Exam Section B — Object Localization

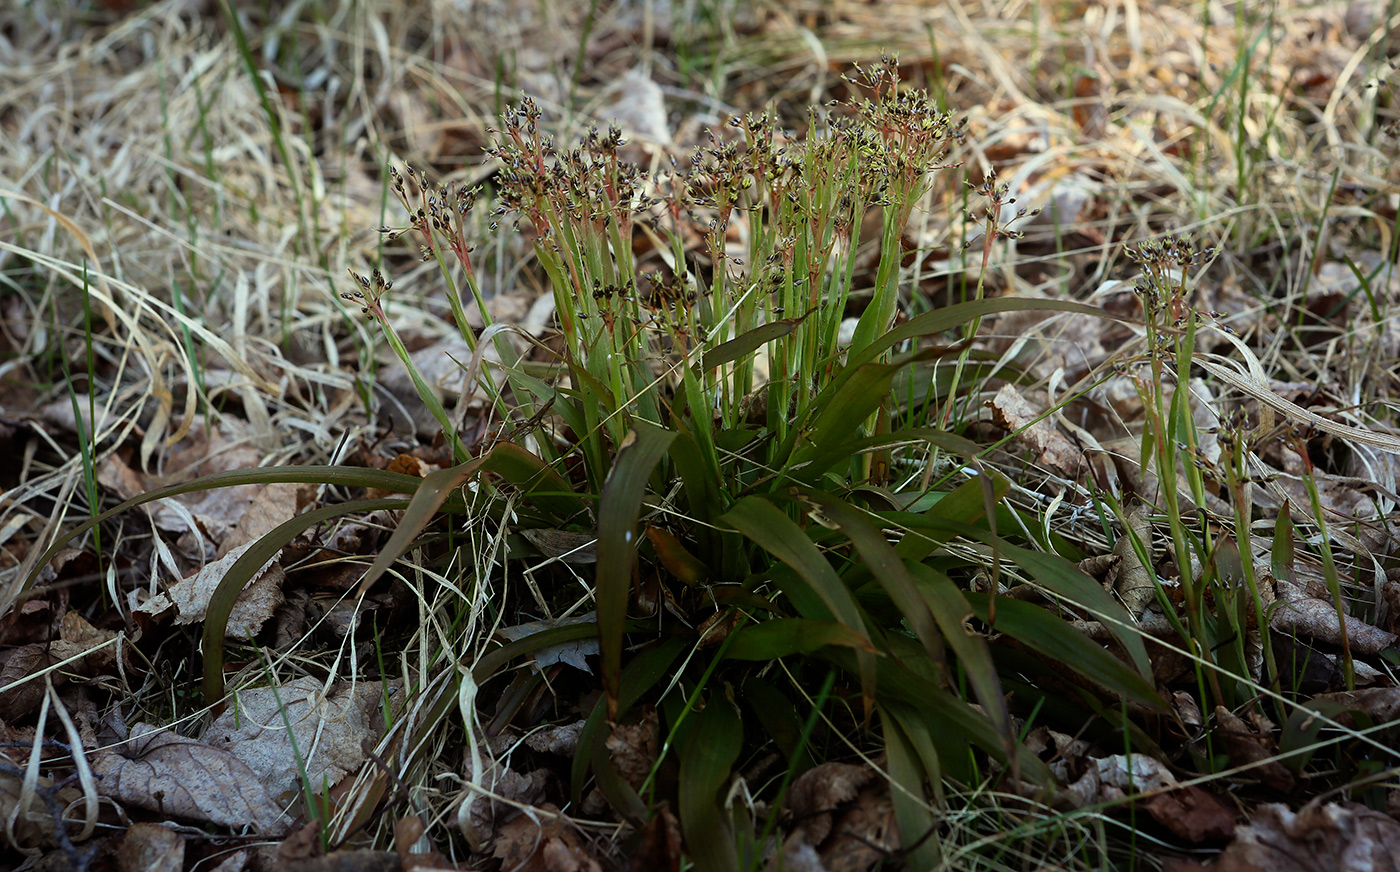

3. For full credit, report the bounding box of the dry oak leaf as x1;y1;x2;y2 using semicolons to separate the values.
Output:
92;722;291;835
493;805;601;872
1205;801;1400;872
987;384;1086;479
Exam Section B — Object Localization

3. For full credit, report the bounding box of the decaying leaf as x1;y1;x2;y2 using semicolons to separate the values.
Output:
605;706;660;791
631;803;682;872
1213;707;1294;793
116;822;185;872
0;611;122;719
1205;801;1400;872
1110;504;1155;618
987;384;1087;480
206;677;399;809
92;722;291;834
492;804;602;872
135;542;284;638
495;615;599;673
1270;584;1398;656
1144;785;1238;844
780;762;898;872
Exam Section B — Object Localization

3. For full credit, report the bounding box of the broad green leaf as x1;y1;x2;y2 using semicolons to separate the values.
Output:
678;694;742;872
742;677;812;769
906;564;1014;740
792;426;985;489
893;515;1153;679
894;474;1009;561
799;490;946;669
596;422;676;718
786;360;905;474
965;594;1166;710
482;441;586;522
845;297;1115;375
203;497;409;706
721;496;877;708
700;313;808;371
881;704;943;870
724;618;877;660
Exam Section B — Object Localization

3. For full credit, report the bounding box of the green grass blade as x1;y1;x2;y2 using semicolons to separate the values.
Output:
481;441;588;522
721;496;878;708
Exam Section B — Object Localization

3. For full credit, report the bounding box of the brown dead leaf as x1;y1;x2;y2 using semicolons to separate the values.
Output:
1270;583;1397;656
987;384;1087;480
1144;785;1238;844
1205;801;1400;872
218;482;305;556
0;768;83;851
781;761;897;871
605;707;659;791
1110;504;1155;618
785;762;875;847
1311;688;1400;726
93;722;292;834
464;755;552;846
207;678;397;809
524;721;586;757
0;611;121;719
1213;707;1294;793
493;805;601;872
117;821;185;872
631;802;682;872
135;543;285;637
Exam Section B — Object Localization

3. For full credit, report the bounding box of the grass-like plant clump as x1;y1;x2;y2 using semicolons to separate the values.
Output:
6;2;1400;870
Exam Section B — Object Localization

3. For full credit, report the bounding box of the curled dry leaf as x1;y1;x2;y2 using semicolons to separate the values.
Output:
1212;707;1294;793
1111;504;1155;618
1144;786;1238;844
1204;801;1400;872
987;384;1087;480
495;615;599;673
135;542;284;638
1310;688;1400;726
1271;583;1397;656
0;769;84;852
524;720;586;757
0;611;122;719
632;802;682;872
92;723;291;835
